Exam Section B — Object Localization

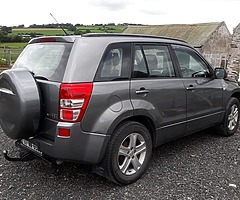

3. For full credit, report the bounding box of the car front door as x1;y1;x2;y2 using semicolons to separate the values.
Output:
172;45;223;134
130;44;187;146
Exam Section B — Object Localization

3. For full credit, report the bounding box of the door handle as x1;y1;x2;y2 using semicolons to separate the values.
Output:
186;85;195;90
136;88;149;95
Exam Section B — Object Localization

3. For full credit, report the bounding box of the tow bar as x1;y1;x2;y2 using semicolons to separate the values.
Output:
2;149;57;167
2;141;58;167
2;150;35;162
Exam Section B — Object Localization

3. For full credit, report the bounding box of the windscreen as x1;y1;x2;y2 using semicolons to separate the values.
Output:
13;42;73;82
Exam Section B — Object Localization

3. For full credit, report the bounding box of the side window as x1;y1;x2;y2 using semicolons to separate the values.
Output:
133;45;148;78
133;44;175;78
174;47;211;78
95;43;131;81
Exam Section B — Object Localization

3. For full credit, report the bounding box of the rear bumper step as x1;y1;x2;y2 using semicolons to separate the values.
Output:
16;141;56;167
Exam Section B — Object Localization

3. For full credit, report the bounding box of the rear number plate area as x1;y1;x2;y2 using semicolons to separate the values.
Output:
21;139;42;156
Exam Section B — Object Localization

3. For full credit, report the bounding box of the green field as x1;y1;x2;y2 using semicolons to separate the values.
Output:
76;25;127;33
0;44;25;66
10;25;127;36
0;42;27;49
10;28;74;36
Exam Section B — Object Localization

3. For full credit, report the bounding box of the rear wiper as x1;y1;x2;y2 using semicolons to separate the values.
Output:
27;70;49;81
34;75;49;81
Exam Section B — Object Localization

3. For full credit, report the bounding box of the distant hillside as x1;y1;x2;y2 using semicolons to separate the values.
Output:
10;25;127;37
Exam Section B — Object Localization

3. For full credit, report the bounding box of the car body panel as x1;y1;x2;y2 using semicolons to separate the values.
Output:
36;80;61;141
22;122;110;164
183;77;224;133
81;81;133;135
130;78;187;146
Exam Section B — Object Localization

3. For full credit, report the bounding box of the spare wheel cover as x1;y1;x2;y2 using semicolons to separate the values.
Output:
0;68;41;139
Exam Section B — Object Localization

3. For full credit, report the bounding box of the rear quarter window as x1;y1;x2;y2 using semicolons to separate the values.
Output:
13;42;73;82
94;43;131;82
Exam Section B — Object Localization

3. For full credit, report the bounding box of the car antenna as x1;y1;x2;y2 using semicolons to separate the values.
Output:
50;13;68;36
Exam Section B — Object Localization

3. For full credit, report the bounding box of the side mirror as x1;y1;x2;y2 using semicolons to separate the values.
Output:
214;68;227;79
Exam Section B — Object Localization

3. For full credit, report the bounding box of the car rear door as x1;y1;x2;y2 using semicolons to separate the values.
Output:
130;44;187;146
172;45;223;134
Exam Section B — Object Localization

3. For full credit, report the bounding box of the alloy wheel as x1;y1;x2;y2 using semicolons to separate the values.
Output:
117;133;147;175
228;104;239;131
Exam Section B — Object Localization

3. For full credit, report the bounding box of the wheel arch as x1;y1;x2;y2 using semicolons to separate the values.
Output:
107;115;157;148
231;92;240;102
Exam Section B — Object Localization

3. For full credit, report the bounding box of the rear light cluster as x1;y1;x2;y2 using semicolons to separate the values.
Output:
59;83;93;122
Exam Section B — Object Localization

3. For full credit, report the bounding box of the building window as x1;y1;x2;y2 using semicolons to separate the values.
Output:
220;55;229;69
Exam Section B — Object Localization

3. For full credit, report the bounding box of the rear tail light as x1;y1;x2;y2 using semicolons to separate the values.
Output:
59;83;93;122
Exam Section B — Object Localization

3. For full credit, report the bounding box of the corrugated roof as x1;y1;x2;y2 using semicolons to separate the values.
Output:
124;22;224;47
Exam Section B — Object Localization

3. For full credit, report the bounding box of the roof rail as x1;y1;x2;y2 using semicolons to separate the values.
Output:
82;33;187;43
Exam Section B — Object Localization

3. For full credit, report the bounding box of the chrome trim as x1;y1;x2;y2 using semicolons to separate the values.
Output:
159;120;186;130
186;111;224;123
57;135;71;139
0;87;14;95
60;99;84;108
159;111;224;130
83;132;109;137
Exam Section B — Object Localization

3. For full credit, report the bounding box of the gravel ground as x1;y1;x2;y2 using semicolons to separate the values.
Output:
0;126;239;200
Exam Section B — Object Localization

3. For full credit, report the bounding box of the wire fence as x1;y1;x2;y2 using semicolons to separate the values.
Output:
0;47;23;67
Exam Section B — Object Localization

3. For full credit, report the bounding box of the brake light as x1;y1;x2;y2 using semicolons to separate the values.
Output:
39;38;56;43
59;83;93;122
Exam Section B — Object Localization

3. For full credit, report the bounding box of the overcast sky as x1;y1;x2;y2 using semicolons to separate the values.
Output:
1;0;240;32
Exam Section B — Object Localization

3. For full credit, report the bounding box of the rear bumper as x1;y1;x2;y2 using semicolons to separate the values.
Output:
17;122;110;164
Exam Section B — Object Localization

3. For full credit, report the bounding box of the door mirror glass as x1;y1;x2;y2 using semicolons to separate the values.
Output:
214;68;227;79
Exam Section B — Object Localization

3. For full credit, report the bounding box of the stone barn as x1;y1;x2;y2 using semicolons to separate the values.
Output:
124;22;232;69
227;23;240;79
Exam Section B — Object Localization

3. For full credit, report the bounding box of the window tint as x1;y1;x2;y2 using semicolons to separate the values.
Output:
13;43;72;82
133;45;148;78
133;44;175;78
174;47;211;78
95;43;131;81
101;48;123;78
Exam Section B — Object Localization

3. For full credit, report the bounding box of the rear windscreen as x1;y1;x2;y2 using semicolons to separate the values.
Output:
13;42;73;82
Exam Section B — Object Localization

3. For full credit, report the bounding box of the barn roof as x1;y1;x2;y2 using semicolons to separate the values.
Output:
124;22;226;47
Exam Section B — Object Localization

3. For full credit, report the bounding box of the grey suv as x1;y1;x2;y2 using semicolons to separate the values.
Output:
0;34;239;185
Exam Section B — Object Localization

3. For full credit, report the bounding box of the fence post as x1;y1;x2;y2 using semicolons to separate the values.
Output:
3;46;6;61
9;50;12;65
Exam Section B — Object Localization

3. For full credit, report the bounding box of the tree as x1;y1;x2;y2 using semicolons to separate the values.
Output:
74;29;83;35
0;30;10;42
11;35;23;42
1;26;12;35
68;24;76;32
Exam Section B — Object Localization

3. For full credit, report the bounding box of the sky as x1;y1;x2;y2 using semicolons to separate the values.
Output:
1;0;240;33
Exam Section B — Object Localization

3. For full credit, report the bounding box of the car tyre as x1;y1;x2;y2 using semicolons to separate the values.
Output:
216;97;240;136
104;121;152;185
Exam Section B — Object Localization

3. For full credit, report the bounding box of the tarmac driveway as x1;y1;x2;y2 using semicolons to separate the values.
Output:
0;126;239;199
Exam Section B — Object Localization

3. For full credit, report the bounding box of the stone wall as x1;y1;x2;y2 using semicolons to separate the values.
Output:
227;23;240;79
201;22;231;55
202;53;229;68
200;22;231;69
